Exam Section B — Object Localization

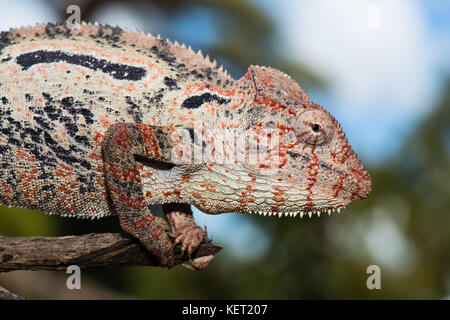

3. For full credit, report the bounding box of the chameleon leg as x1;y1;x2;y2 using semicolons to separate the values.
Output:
163;203;214;270
102;123;174;267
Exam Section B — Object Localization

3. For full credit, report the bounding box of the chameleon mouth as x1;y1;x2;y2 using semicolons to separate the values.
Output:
247;206;346;218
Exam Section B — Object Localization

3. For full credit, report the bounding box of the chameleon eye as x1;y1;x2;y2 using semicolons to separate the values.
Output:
295;109;334;146
311;123;321;132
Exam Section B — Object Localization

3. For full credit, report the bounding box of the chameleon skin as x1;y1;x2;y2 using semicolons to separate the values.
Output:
0;23;371;268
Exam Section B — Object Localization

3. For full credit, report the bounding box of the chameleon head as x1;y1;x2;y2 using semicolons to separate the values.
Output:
188;65;371;217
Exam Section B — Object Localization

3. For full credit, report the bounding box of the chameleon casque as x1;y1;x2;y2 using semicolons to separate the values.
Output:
0;23;371;269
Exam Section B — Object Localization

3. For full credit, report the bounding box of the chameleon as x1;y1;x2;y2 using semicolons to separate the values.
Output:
0;23;371;269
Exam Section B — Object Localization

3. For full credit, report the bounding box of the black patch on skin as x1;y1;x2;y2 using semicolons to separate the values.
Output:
25;93;33;102
265;121;276;129
1;97;8;104
125;96;143;123
82;89;95;95
90;24;123;44
45;23;71;39
287;150;345;175
34;116;52;131
1;56;11;63
287;150;311;163
0;31;12;54
187;127;195;143
154;127;172;158
77;174;98;193
0;145;9;155
150;45;177;65
181;93;230;109
19;92;95;170
143;88;165;110
22;127;43;144
202;68;215;81
190;70;203;79
16;50;147;81
164;76;178;90
42;131;91;170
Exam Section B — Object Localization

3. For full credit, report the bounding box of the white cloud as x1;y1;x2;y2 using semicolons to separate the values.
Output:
0;0;57;32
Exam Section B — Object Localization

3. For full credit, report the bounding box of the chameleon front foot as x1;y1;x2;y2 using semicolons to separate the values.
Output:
121;214;175;268
164;204;213;270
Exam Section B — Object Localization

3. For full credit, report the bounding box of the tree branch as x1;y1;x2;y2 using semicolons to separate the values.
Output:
0;285;25;300
0;233;222;272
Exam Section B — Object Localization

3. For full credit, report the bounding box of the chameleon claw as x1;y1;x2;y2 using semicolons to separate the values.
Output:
182;255;215;271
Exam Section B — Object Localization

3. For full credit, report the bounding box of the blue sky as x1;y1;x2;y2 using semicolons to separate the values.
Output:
0;0;448;261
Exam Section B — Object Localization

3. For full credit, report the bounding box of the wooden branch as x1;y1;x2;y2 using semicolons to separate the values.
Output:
0;285;25;300
0;233;222;272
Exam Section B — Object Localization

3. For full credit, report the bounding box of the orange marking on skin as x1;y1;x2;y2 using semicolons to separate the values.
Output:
271;205;281;213
99;115;112;129
55;163;74;177
114;191;147;210
1;181;14;202
163;191;172;198
273;187;285;195
183;82;235;97
16;148;36;162
133;215;156;230
173;190;182;199
192;192;202;198
332;175;346;199
200;183;217;192
136;124;161;159
141;170;153;178
94;177;105;186
88;151;102;161
273;196;285;202
278;156;288;169
70;182;79;189
238;196;256;203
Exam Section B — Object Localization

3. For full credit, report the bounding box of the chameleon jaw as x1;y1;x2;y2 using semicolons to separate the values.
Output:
246;205;346;218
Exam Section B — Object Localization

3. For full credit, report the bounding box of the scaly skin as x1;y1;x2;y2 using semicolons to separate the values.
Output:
0;23;371;268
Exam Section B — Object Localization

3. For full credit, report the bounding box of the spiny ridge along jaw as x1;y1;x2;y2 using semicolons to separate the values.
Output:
247;206;346;218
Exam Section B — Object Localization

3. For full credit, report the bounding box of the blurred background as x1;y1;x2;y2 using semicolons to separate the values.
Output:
0;0;449;299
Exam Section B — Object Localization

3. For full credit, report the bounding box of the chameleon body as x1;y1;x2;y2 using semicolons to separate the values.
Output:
0;23;371;268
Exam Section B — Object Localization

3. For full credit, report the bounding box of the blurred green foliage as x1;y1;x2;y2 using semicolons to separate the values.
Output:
0;0;448;299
